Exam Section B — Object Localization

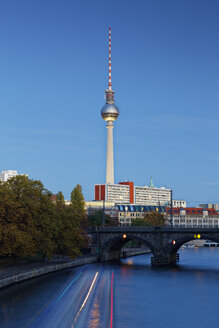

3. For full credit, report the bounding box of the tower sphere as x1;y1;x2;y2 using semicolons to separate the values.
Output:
101;103;119;122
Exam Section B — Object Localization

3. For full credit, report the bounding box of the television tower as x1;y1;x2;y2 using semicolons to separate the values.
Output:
101;27;119;184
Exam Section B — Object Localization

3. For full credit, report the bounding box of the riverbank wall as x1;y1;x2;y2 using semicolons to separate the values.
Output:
0;256;98;289
0;249;149;289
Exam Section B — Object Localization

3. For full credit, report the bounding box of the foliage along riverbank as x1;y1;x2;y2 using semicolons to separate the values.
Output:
0;176;87;260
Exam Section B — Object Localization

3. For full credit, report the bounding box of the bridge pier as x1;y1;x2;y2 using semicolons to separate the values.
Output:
151;252;179;266
98;250;121;262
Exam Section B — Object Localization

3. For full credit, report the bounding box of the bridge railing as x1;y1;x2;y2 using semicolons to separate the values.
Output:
87;225;219;233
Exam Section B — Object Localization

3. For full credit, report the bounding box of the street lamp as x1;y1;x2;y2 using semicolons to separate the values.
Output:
170;189;173;227
102;198;105;228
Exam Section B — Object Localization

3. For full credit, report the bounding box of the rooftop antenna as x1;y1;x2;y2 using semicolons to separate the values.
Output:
150;176;154;188
108;27;112;91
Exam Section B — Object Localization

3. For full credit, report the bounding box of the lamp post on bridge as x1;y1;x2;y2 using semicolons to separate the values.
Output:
170;189;173;227
102;198;105;228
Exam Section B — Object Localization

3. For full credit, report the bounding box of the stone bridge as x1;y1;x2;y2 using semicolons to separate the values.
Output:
90;226;219;266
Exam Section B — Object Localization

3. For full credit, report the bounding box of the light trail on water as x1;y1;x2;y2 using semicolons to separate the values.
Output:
72;272;99;327
55;272;82;304
110;271;114;328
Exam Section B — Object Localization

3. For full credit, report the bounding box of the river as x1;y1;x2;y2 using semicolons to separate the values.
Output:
1;248;219;328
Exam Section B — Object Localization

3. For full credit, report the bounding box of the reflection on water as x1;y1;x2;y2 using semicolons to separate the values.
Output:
88;297;101;328
114;248;219;328
126;259;133;265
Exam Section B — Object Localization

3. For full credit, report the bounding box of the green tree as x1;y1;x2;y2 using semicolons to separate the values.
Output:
132;211;165;226
55;191;65;210
131;217;150;226
0;179;89;260
87;210;116;227
55;206;85;258
0;175;57;258
70;184;86;222
55;185;87;258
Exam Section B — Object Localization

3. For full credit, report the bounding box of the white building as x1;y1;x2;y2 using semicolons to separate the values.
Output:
0;170;28;182
95;181;172;206
166;207;219;227
173;200;187;208
105;184;130;204
0;170;18;182
95;183;131;204
134;186;171;206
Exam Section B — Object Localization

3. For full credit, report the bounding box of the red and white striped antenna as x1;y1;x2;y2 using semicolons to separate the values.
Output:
108;26;112;91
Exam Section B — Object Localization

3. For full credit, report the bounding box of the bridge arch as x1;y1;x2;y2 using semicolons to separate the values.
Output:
100;233;155;261
169;233;219;256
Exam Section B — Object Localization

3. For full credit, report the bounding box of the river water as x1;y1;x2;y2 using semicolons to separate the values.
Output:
1;248;219;328
115;247;219;328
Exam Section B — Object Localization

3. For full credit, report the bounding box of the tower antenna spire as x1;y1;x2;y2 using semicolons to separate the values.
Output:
108;26;112;91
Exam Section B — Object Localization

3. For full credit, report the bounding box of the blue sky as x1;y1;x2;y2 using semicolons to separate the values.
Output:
0;0;219;205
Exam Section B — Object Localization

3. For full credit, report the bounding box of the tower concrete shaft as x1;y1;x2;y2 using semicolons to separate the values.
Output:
106;121;114;184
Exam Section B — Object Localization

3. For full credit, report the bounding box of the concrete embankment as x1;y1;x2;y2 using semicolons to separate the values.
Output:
0;256;98;289
0;249;150;289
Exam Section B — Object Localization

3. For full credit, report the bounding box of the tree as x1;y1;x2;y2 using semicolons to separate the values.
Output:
55;191;65;210
131;217;150;226
55;185;87;258
132;211;165;226
70;184;86;222
0;179;89;260
87;210;116;227
55;205;85;258
0;175;57;258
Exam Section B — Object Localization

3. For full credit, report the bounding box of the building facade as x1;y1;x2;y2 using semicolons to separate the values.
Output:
135;186;171;206
95;181;172;206
95;183;131;204
85;200;166;226
166;207;219;227
117;204;166;226
173;200;187;208
199;203;219;211
117;206;219;227
0;170;18;182
0;170;28;183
